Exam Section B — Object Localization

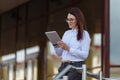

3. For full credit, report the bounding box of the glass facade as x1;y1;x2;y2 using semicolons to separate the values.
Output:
110;0;120;65
110;0;120;79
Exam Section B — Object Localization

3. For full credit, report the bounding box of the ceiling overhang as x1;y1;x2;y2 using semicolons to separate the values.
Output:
0;0;30;14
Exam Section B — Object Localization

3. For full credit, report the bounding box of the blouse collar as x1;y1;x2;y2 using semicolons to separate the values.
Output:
71;28;78;32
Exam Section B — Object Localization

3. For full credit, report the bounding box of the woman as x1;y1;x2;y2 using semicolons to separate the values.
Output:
54;7;91;80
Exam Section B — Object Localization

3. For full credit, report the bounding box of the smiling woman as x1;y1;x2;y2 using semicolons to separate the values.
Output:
53;7;91;80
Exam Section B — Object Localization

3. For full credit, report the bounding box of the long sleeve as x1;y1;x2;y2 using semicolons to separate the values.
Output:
54;47;63;56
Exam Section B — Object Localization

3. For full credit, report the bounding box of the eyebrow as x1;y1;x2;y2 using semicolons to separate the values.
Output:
67;18;75;19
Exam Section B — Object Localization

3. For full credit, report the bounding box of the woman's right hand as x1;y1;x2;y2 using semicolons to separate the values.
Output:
57;41;70;51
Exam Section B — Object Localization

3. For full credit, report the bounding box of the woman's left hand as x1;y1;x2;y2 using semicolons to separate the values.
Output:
57;41;70;51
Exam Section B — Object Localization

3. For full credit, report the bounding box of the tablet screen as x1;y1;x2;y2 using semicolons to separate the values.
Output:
45;31;61;46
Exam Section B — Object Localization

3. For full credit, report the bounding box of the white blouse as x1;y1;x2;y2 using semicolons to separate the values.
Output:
54;29;91;62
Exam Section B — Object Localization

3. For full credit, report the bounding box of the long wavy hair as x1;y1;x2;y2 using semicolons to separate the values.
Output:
68;7;87;40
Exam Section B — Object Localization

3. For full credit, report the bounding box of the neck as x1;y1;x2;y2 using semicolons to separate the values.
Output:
72;27;78;30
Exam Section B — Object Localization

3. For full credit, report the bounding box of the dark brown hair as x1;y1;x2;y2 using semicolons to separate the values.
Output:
68;7;87;40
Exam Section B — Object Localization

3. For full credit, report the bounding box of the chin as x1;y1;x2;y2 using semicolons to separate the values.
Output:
69;26;73;28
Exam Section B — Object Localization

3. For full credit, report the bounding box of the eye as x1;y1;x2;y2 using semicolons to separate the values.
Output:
65;18;75;22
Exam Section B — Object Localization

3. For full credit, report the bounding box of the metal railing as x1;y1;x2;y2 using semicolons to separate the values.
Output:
53;64;117;80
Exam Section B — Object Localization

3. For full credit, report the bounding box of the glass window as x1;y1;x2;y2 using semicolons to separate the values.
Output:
110;0;120;79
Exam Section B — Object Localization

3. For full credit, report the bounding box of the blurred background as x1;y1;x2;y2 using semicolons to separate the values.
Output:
0;0;120;80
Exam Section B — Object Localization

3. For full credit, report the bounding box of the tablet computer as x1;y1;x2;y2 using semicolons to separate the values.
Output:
45;31;61;47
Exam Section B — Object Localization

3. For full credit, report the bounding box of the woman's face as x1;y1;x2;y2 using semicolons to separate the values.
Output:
66;13;77;29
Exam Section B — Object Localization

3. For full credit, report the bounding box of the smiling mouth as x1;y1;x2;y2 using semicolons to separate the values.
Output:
69;24;72;26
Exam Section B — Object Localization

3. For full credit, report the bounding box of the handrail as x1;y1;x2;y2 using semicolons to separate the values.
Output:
53;64;117;80
53;65;72;80
53;64;87;80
